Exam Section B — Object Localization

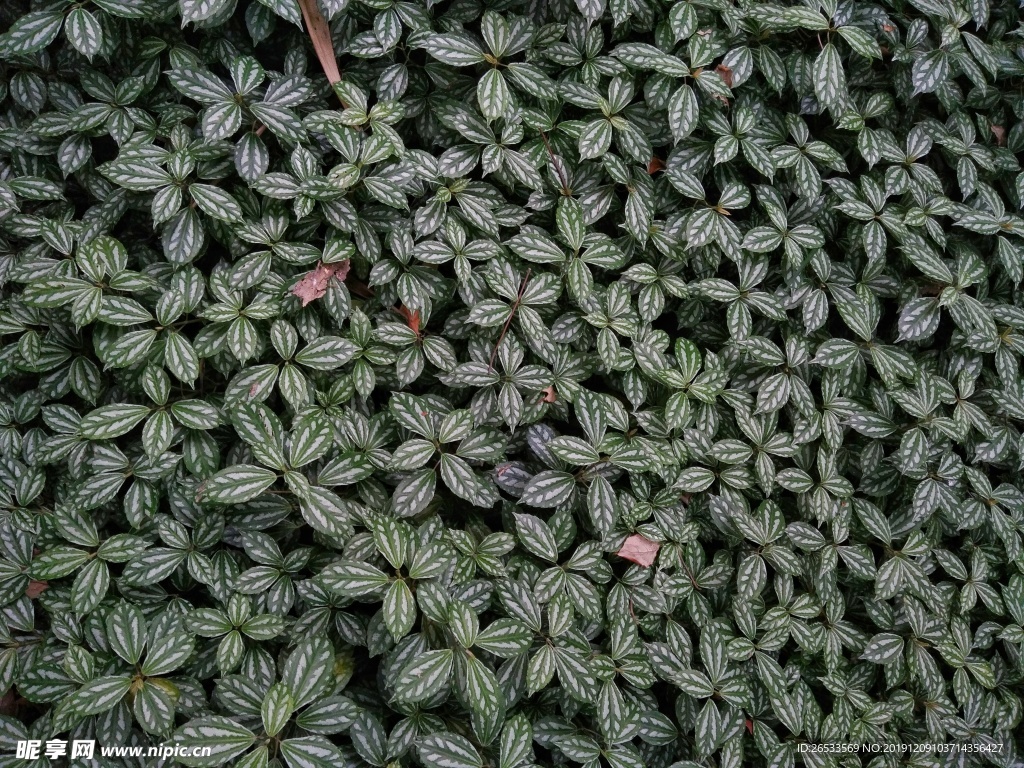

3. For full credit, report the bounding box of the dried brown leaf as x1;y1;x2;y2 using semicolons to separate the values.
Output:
291;260;351;307
26;580;48;599
617;534;660;567
396;304;421;334
715;64;734;88
297;0;341;85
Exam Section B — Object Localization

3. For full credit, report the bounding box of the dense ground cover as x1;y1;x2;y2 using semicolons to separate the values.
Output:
1;0;1024;765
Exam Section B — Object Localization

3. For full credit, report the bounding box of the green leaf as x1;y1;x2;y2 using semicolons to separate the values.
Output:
548;436;599;465
578;119;613;160
180;0;234;25
282;638;334;709
912;50;949;95
289;418;334;468
106;602;145;665
65;8;103;58
424;34;487;66
418;734;483;768
520;471;575;508
280;737;347;768
79;404;151;439
295;337;359;370
173;716;256;767
507;232;566;264
464;652;505;743
394;649;454;702
262;682;295;737
199;465;277;504
321;560;391;597
383;578;417;638
837;25;881;59
394;468;437;517
134;680;176;734
99;160;173;191
861;633;904;664
813;43;844;108
474;619;533;657
667;85;699;143
190;184;243;222
478;69;511;121
0;11;64;55
71;675;131;716
587;476;618;537
514;513;559;562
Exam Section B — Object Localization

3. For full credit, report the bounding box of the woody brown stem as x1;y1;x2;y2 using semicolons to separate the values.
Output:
489;269;531;371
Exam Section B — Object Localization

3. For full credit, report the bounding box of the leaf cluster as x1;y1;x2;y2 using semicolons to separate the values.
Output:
1;0;1024;765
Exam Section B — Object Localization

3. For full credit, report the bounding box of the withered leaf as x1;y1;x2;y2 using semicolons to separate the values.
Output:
291;260;351;307
617;534;660;567
297;0;341;85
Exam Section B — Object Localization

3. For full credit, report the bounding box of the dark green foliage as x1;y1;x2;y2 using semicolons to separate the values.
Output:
1;0;1024;765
